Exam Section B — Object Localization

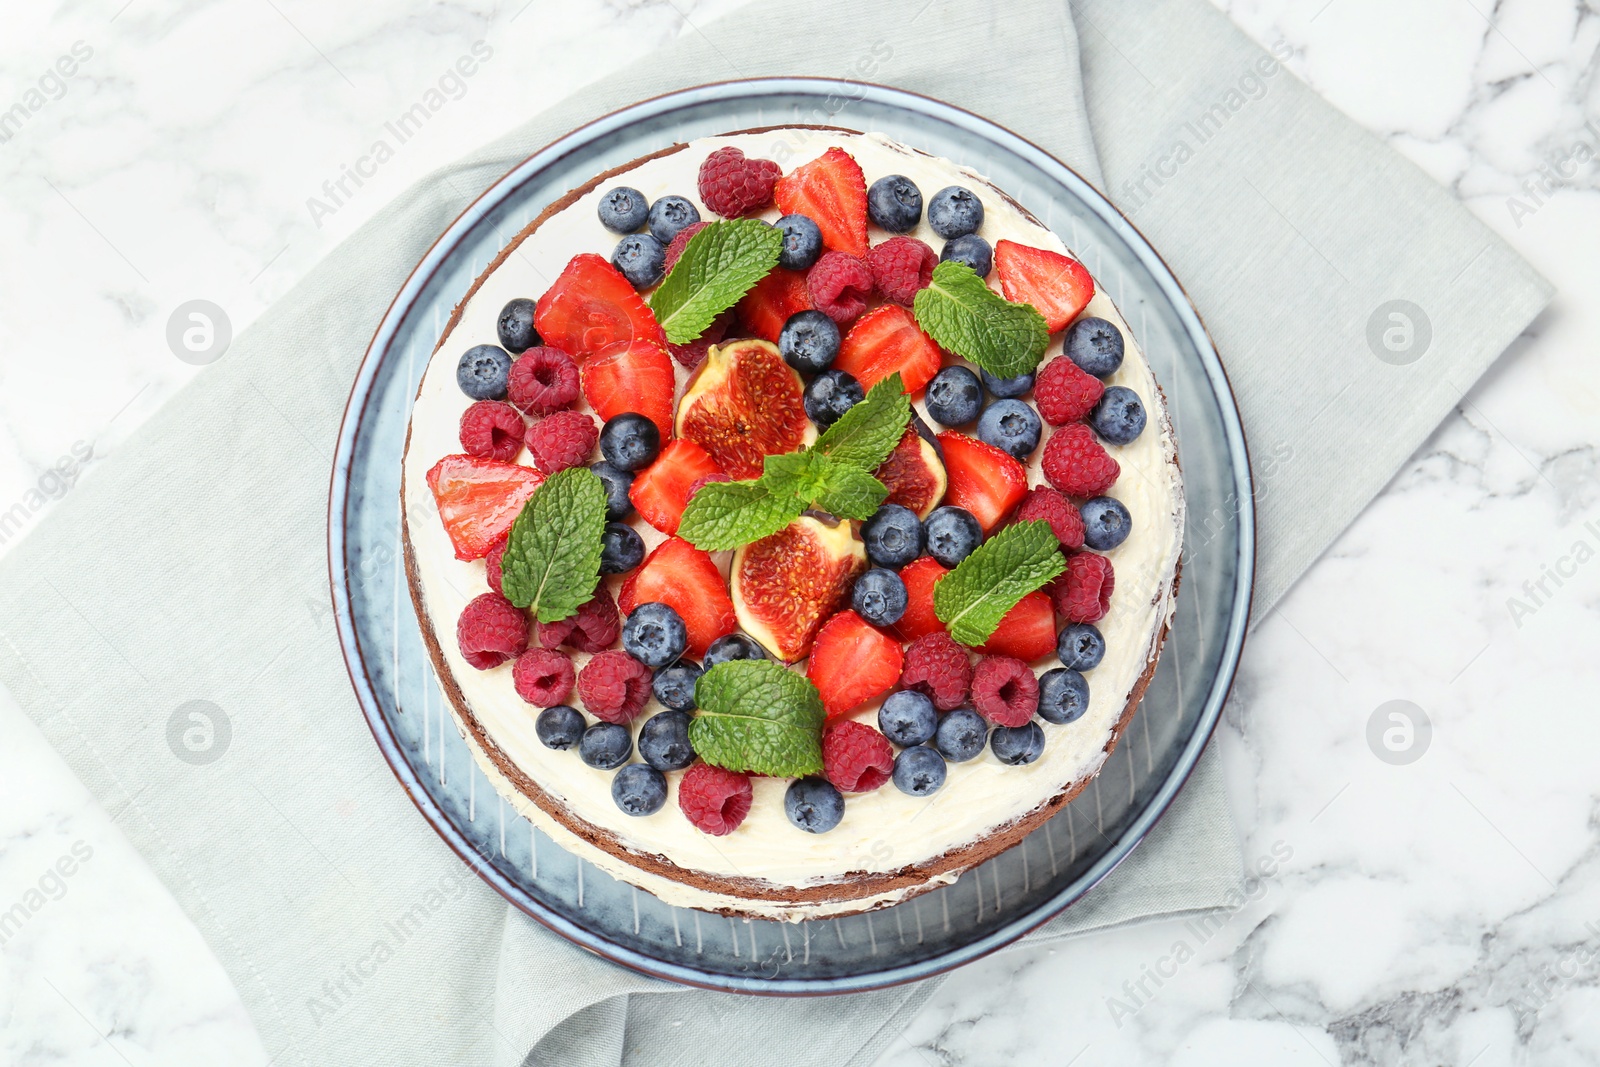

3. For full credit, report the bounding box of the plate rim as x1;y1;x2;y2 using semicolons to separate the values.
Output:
328;76;1257;995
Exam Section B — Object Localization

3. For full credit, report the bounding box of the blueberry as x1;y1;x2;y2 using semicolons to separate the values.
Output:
878;690;937;747
652;659;702;712
990;721;1046;765
892;745;947;797
599;412;661;472
976;398;1042;461
579;721;632;769
784;777;845;833
851;568;908;626
925;365;983;427
981;368;1034;399
648;195;700;244
935;707;989;762
804;369;864;429
775;213;824;270
941;234;992;277
622;602;688;669
599;522;645;574
496;299;539;354
1090;386;1147;445
1064;317;1125;378
703;633;767;669
861;504;924;570
457;344;512;400
1056;623;1106;671
927;185;984;239
590;461;635;522
612;763;668;815
867;175;923;233
1037;668;1090;725
1080;496;1132;551
612;233;666;289
535;704;585;751
638;710;695;771
597;186;650;234
923;506;982;567
778;309;840;374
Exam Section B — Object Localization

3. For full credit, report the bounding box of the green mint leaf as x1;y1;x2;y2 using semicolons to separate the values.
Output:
649;219;782;344
813;372;912;471
933;520;1066;646
499;467;607;623
676;478;804;552
690;660;825;776
811;462;888;521
912;260;1050;379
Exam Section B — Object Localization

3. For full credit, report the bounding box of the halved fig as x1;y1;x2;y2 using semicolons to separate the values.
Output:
872;423;947;518
730;515;867;663
676;339;815;479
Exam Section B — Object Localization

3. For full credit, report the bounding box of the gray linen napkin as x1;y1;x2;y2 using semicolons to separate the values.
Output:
0;0;1549;1065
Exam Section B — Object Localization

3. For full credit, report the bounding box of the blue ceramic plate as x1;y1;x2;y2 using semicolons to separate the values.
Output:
329;79;1253;994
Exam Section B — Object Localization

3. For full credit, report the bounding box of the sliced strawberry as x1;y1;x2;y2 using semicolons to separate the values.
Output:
580;337;676;439
535;253;666;359
937;432;1029;534
628;438;723;535
834;305;942;394
993;240;1095;334
979;591;1057;661
424;454;544;561
617;537;736;657
893;556;949;642
735;267;812;343
774;147;868;257
807;610;904;719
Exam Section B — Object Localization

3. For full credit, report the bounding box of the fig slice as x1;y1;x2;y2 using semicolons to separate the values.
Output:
872;424;948;518
675;338;815;480
730;515;867;663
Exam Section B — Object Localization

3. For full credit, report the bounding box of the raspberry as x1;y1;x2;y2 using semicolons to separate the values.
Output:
1053;552;1115;623
576;649;653;724
663;220;711;272
1042;423;1120;497
822;719;894;793
484;534;509;594
865;236;936;306
899;632;972;711
458;400;526;462
511;647;575;707
971;655;1039;727
456;592;528;670
537;587;620;653
697;147;781;218
1034;355;1105;426
669;307;734;370
524;409;598;474
507;347;580;416
806;251;873;325
678;762;754;836
1014;486;1085;550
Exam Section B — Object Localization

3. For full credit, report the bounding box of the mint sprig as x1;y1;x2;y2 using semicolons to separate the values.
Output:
649;219;782;344
499;467;607;623
813;372;912;470
690;660;825;776
913;260;1050;379
675;478;804;552
932;520;1066;647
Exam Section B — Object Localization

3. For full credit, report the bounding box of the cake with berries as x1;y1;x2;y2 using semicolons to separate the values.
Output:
401;128;1184;921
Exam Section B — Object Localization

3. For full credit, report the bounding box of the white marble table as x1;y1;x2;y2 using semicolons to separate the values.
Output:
2;0;1596;1063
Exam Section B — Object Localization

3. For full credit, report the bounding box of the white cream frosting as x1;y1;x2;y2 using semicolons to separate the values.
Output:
401;131;1184;920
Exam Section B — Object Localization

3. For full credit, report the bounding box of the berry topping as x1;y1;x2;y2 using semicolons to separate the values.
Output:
638;710;696;772
784;777;845;833
661;220;711;274
834;304;942;394
1090;386;1148;445
865;235;937;306
581;338;676;438
924;365;983;427
507;346;581;417
599;521;645;574
628;437;724;534
862;503;925;569
803;369;864;429
1033;354;1104;425
981;368;1034;399
618;537;737;657
579;721;632;769
872;425;948;519
731;516;865;662
512;647;575;707
1057;622;1106;671
923;505;983;568
535;253;666;359
457;344;513;401
576;649;654;724
990;721;1046;765
867;174;923;233
927;185;984;239
497;299;539;354
893;746;947;797
484;534;508;595
535;705;585;750
621;601;689;669
807;609;904;719
456;592;528;670
1015;487;1086;550
774;147;868;256
736;267;813;343
1041;423;1120;497
899;631;972;711
677;339;811;480
459;400;526;462
598;412;661;472
535;587;621;654
612;233;667;289
667;307;734;371
524;409;598;474
806;250;873;325
879;690;938;747
822;719;894;793
775;213;824;270
1064;316;1126;378
940;234;992;277
590;461;635;522
778;309;841;374
971;655;1038;727
977;398;1042;461
993;240;1095;333
851;567;908;626
597;186;650;233
698;146;781;217
651;659;702;712
612;763;668;816
893;556;949;642
1038;667;1090;724
425;454;544;561
679;762;754;836
1080;495;1131;551
934;707;988;762
649;195;701;245
1053;552;1115;623
702;633;767;669
979;591;1057;661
